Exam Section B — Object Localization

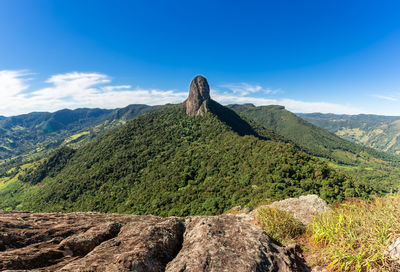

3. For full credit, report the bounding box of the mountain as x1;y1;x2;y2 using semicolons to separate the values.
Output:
0;108;112;160
227;104;396;164
0;76;364;215
299;113;400;155
225;104;400;193
0;105;164;161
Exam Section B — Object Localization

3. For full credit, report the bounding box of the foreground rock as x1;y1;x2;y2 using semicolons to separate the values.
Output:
252;194;330;225
386;237;400;263
166;214;307;271
0;211;309;271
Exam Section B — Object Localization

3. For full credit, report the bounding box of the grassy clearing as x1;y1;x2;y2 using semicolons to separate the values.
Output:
64;131;90;143
0;161;41;190
309;195;400;271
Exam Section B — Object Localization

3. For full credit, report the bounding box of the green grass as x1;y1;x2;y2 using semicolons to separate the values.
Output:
63;131;90;143
257;207;305;245
309;195;400;271
0;161;40;190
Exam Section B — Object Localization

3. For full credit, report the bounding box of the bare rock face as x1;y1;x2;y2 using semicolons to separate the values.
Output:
59;217;185;271
385;237;400;263
185;75;211;117
59;222;122;256
0;211;310;271
166;214;309;272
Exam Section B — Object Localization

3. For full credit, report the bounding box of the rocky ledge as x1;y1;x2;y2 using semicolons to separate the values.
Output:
0;210;309;271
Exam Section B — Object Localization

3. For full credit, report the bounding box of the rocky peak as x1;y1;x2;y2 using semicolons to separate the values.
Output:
185;75;211;117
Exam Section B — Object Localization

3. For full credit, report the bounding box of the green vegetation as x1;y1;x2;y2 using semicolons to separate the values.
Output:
227;104;400;193
0;105;161;160
227;104;396;163
309;195;400;271
257;207;305;245
0;103;367;215
300;112;400;155
2;100;400;270
19;146;76;185
0;159;43;210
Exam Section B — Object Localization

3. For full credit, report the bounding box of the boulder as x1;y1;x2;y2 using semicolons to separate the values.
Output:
166;214;309;272
252;194;330;225
386;237;400;263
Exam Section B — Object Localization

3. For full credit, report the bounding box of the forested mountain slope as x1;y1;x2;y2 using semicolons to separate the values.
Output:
227;104;396;163
226;104;400;192
0;105;160;161
0;77;365;216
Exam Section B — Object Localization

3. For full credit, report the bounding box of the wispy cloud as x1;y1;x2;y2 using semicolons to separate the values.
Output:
370;94;398;102
211;82;361;114
211;91;361;114
220;83;280;96
0;70;30;99
0;70;362;116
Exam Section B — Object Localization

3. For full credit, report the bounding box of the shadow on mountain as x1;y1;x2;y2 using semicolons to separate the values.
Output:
207;100;267;140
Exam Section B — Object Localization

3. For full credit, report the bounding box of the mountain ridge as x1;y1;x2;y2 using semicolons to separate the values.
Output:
300;112;400;154
227;104;397;163
0;77;363;215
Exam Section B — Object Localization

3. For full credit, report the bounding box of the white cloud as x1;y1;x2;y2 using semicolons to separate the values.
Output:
211;89;362;114
220;83;279;96
0;71;187;116
370;94;398;102
0;70;362;116
0;70;30;99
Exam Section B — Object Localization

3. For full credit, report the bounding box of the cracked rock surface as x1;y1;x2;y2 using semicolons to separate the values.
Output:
0;211;309;271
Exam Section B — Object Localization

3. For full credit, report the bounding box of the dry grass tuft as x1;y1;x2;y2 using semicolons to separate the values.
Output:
309;195;400;271
257;207;305;246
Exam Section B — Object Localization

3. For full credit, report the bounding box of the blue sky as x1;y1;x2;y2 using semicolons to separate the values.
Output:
1;0;400;116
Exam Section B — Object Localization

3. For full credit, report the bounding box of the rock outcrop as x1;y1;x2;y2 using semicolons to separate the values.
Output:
0;211;310;271
251;194;330;225
166;214;308;272
386;237;400;263
185;75;211;117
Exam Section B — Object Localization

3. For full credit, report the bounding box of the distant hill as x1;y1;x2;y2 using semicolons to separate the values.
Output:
299;113;400;155
0;105;160;160
0;108;111;159
0;77;363;216
226;104;400;192
227;104;396;164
